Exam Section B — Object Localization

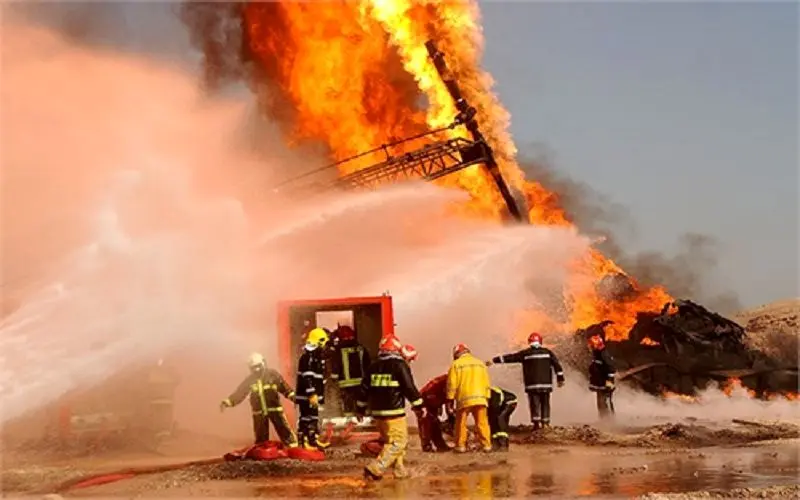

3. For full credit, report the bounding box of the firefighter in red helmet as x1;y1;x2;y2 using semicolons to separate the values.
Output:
487;332;565;430
588;335;616;419
357;336;423;480
329;325;371;437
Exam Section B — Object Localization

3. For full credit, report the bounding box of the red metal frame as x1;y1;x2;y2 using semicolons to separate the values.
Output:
276;295;395;423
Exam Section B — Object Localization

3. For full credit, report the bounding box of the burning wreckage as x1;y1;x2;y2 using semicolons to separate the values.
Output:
276;42;799;401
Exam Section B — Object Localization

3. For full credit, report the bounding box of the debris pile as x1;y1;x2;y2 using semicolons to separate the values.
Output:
570;300;799;397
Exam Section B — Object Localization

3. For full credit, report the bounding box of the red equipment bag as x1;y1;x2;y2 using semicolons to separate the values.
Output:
287;446;326;461
224;441;289;461
359;439;383;457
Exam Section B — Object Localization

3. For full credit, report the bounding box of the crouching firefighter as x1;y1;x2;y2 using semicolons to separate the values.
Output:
357;336;424;481
329;325;371;438
487;332;565;430
588;335;616;419
220;353;298;447
418;373;454;452
488;386;517;451
296;328;331;450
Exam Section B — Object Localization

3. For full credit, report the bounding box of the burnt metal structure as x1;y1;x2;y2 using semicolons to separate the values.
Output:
273;41;526;222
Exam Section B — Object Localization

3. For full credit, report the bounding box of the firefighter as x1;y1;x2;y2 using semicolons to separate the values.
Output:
356;336;424;481
220;353;298;447
296;328;330;450
487;332;565;430
447;343;492;453
417;373;454;452
329;325;370;436
588;335;616;419
488;386;517;451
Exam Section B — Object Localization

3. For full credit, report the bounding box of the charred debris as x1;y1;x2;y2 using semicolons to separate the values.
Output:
570;299;799;398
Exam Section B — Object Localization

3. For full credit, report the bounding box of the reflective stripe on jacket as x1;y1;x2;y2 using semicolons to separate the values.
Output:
446;353;491;410
357;352;423;418
225;369;295;415
330;340;371;389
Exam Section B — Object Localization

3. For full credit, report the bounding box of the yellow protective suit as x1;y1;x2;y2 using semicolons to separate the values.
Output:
365;416;409;479
446;352;492;451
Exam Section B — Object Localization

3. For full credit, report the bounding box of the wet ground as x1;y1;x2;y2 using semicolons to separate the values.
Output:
3;420;799;498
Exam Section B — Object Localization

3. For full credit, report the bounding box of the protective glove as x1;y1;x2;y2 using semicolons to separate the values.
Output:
219;400;231;412
557;379;565;388
485;360;493;367
605;380;615;390
309;394;319;408
288;393;296;403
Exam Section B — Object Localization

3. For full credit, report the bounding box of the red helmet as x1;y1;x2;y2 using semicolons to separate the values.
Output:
337;325;356;342
528;332;543;346
588;335;605;351
452;343;470;359
401;344;418;362
379;335;402;353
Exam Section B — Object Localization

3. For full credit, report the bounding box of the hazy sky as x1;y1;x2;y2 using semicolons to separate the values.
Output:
479;1;799;308
9;2;796;309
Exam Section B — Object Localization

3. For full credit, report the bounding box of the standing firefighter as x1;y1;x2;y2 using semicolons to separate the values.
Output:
357;336;424;481
588;335;616;418
488;386;517;451
447;343;492;453
329;325;371;436
296;328;331;450
220;353;297;447
487;332;565;430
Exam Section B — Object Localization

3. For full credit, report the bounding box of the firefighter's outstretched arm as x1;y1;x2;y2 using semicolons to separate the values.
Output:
487;349;525;366
276;372;296;402
550;350;566;386
398;362;424;410
220;378;249;411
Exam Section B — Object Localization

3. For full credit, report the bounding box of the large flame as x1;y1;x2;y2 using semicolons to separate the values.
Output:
241;0;672;340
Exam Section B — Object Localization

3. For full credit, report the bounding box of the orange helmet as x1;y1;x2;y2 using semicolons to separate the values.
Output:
452;343;470;359
588;335;605;351
528;332;543;347
401;344;418;362
379;335;402;353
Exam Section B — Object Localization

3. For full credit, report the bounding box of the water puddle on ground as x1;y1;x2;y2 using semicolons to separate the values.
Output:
247;445;799;498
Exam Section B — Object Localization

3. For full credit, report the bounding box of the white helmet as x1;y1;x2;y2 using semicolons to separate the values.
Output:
248;352;265;369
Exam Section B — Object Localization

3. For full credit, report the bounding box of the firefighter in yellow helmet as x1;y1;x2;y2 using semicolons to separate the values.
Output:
220;352;298;447
295;328;330;450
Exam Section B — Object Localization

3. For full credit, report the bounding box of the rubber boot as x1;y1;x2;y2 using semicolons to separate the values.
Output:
498;436;509;451
394;458;410;479
364;464;383;481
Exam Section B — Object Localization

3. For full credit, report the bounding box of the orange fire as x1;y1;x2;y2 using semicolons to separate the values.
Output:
241;1;673;340
640;337;660;346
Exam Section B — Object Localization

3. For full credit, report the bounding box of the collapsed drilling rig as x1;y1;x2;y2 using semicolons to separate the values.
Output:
273;41;526;223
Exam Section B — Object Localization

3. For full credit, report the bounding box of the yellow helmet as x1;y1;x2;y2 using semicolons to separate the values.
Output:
307;328;329;347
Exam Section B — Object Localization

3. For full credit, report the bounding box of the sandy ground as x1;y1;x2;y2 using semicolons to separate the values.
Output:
2;418;798;498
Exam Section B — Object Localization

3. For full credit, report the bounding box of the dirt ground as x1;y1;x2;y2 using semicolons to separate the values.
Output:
2;418;798;498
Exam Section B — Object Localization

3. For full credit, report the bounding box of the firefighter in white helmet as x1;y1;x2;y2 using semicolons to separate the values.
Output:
220;352;298;447
296;328;331;450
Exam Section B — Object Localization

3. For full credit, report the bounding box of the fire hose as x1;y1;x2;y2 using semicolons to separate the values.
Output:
41;457;225;494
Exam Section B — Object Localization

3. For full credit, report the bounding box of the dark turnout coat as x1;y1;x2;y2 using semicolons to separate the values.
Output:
588;349;616;391
492;346;565;392
357;352;423;418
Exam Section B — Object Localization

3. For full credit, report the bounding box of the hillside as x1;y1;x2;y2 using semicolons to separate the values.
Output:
734;298;799;365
